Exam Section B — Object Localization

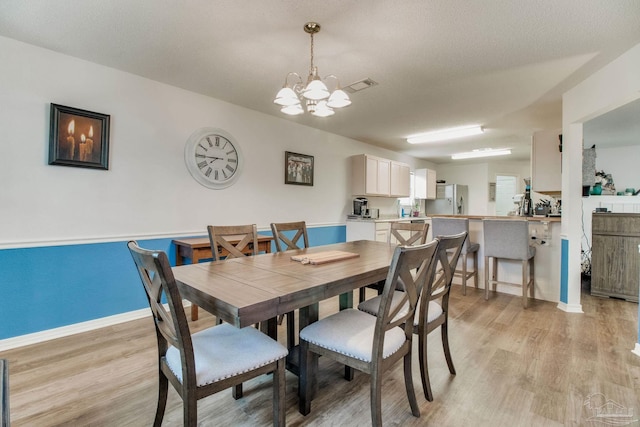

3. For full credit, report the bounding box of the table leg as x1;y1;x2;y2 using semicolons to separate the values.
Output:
339;291;355;380
296;303;319;397
190;253;200;321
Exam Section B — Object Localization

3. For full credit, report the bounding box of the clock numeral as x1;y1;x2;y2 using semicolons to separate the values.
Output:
215;136;221;147
204;167;212;177
227;158;237;164
222;169;228;179
225;164;235;173
197;160;208;169
205;137;213;147
198;143;208;151
214;170;219;181
226;150;236;156
195;153;206;158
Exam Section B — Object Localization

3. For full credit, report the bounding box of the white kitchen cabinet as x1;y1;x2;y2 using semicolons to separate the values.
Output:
390;161;411;197
532;129;562;194
352;154;391;196
414;168;437;199
346;220;390;242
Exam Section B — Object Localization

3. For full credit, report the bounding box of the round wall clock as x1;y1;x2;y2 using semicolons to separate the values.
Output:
184;127;244;189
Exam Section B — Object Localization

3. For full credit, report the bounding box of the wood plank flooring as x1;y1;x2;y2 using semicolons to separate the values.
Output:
2;282;639;426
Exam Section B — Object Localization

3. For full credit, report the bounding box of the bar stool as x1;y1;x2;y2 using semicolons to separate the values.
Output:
431;217;479;295
483;219;535;308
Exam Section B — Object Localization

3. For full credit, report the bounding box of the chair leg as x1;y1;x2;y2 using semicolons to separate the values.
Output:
153;374;169;427
359;287;366;304
190;304;199;321
530;258;535;299
299;340;313;416
403;350;420;417
370;367;384;427
521;260;528;308
484;257;490;300
184;390;197;427
418;330;433;401
461;253;468;295
441;321;456;375
232;383;243;399
492;258;498;292
274;359;286;427
473;251;479;289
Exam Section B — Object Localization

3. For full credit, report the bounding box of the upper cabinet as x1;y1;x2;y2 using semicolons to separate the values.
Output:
390;161;410;197
414;168;437;199
352;154;409;197
532;129;562;195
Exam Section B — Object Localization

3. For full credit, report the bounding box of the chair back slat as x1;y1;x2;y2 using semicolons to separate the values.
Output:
271;221;309;252
418;232;466;328
127;241;196;385
373;240;439;359
207;224;259;260
388;222;429;246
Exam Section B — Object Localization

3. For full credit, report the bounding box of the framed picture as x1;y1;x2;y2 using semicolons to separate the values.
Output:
285;151;314;186
48;104;110;170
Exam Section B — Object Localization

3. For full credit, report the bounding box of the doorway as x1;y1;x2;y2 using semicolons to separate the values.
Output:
495;174;519;216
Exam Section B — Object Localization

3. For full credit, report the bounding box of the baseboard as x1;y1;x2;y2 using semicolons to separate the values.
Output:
632;343;640;358
0;301;192;352
556;302;584;313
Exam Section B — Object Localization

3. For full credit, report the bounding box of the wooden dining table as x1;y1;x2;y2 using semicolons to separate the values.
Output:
172;240;396;374
172;234;274;320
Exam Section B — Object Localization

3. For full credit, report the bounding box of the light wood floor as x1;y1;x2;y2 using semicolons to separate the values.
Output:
2;282;639;426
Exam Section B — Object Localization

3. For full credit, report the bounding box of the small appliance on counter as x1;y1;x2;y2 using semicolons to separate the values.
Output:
352;197;368;217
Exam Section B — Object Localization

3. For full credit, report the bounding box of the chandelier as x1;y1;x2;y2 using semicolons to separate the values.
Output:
273;22;351;117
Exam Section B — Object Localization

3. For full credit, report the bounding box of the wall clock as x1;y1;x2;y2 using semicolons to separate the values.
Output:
184;127;243;189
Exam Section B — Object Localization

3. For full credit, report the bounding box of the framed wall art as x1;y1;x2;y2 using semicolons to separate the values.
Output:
48;103;110;170
285;151;314;186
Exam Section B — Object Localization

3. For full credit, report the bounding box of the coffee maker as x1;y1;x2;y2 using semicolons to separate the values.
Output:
353;197;368;217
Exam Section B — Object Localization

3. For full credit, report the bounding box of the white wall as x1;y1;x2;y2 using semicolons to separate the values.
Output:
594;145;640;192
563;42;640;313
434;160;530;215
0;36;431;248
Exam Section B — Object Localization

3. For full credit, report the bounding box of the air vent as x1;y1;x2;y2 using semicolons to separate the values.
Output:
343;78;378;94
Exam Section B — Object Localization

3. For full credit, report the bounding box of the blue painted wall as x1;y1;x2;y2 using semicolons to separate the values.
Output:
0;225;345;340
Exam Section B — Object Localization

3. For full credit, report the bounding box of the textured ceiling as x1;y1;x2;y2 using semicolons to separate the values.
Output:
1;0;639;163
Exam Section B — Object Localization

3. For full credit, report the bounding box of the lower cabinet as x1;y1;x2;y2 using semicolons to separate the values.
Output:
346;221;389;242
591;213;640;302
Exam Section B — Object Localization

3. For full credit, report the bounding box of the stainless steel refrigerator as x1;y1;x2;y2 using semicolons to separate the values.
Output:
425;184;468;215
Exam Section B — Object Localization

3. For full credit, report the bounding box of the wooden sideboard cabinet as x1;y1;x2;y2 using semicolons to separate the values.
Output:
591;213;640;302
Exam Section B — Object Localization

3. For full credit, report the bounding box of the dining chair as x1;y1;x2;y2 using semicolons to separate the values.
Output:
431;217;479;295
207;224;259;261
188;224;260;322
270;221;309;351
358;221;430;303
298;239;440;426
483;219;535;308
358;231;466;401
270;221;309;252
127;241;287;427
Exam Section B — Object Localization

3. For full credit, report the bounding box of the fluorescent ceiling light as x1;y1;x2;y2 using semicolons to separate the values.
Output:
451;148;511;160
407;125;484;144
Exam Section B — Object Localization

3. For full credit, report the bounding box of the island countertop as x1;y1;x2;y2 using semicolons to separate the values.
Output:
428;214;561;223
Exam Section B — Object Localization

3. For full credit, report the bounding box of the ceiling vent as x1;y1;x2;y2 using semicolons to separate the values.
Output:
343;78;378;94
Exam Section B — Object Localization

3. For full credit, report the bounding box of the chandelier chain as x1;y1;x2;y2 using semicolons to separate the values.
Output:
309;33;315;75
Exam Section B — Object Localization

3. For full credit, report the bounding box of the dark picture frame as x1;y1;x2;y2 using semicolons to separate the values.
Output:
49;104;110;170
285;151;314;186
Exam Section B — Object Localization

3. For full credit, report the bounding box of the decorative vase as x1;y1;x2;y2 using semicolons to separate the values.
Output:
591;183;602;195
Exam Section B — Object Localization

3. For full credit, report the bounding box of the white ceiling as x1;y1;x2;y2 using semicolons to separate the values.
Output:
1;1;639;164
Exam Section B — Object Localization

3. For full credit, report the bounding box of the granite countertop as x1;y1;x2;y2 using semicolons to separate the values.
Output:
428;214;561;223
346;216;429;223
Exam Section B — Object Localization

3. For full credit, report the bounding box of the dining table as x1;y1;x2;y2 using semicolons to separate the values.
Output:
172;240;397;376
172;234;274;320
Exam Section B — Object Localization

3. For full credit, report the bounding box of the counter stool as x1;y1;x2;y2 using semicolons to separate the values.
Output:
483;219;535;308
431;217;479;295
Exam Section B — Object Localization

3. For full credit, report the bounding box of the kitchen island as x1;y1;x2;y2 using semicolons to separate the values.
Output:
347;214;561;303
